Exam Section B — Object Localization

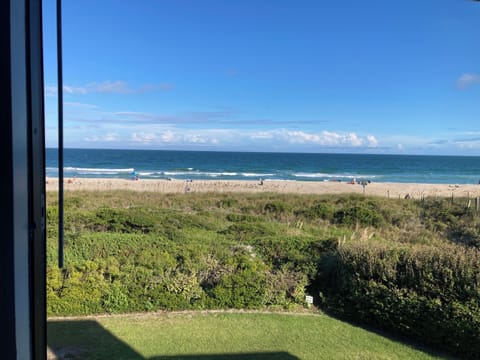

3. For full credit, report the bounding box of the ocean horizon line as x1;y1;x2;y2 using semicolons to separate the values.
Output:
44;147;480;158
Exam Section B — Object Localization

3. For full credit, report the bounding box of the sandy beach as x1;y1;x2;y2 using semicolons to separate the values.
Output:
45;177;480;199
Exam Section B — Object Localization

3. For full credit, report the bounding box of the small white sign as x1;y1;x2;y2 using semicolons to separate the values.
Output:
305;295;313;304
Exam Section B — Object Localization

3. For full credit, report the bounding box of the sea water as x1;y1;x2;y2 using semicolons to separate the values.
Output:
46;148;480;184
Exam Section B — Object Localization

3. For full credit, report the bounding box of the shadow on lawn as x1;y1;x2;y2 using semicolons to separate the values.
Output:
150;355;298;360
314;308;458;360
47;320;300;360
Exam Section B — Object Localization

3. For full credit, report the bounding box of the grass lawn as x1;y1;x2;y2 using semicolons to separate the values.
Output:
47;311;452;360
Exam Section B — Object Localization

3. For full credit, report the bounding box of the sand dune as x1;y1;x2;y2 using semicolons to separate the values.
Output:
45;177;480;199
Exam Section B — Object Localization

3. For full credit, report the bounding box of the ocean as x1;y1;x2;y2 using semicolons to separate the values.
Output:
45;148;480;184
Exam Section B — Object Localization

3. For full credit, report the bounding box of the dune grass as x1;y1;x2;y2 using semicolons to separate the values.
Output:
47;312;452;360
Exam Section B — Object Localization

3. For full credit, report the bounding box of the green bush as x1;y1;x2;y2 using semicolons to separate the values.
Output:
92;208;154;233
318;243;480;358
47;262;109;315
216;197;238;208
226;213;258;222
333;203;385;227
210;255;267;309
296;201;335;221
102;282;130;313
263;201;289;216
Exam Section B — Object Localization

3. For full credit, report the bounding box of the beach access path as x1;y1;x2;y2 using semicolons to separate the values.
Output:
45;178;480;199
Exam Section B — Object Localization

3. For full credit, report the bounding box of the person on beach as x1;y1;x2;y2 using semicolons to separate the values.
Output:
131;169;139;181
361;179;368;193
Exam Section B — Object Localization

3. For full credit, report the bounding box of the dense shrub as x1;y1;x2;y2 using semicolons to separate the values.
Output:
333;202;385;227
92;208;155;233
209;254;267;309
318;243;480;358
47;262;109;315
295;201;335;221
226;213;258;222
263;201;290;218
253;236;321;278
220;222;276;240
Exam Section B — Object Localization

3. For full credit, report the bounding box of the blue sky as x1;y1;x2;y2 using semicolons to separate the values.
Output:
43;0;480;154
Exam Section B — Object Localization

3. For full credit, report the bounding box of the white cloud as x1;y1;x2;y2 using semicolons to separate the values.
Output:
320;131;342;145
286;130;323;144
184;134;209;144
130;130;218;146
46;80;173;96
160;131;175;143
283;130;366;147
93;81;132;94
57;122;389;151
65;102;99;109
61;81;131;94
47;101;387;151
84;133;119;142
45;86;58;97
131;132;157;143
460;131;480;136
104;133;119;142
249;130;376;148
454;138;480;149
367;135;378;147
63;85;88;95
347;133;363;147
457;73;480;89
251;131;274;140
397;144;404;151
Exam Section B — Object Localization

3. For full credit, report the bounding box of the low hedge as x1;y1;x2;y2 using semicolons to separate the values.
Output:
319;243;480;358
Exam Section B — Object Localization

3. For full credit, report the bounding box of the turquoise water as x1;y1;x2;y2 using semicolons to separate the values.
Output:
46;148;480;184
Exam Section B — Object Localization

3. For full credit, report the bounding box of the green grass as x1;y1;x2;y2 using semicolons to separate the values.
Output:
47;312;451;360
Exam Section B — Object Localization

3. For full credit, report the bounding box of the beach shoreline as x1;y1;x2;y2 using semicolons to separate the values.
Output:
45;177;480;199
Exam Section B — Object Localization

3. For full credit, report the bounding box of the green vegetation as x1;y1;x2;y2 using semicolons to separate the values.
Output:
47;191;480;358
47;312;445;360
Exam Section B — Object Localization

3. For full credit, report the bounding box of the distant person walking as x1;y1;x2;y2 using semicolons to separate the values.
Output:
131;169;139;181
